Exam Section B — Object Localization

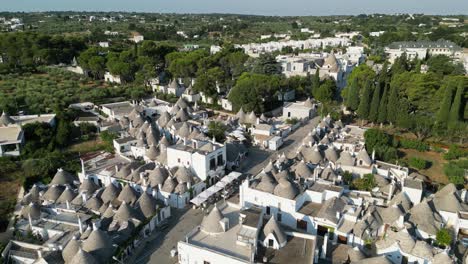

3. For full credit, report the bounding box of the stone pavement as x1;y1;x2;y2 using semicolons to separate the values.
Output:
132;208;204;264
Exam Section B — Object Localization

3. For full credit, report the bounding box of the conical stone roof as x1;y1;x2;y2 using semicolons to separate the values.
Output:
79;178;99;194
294;161;313;179
69;248;98;264
175;166;193;183
262;216;287;246
148;167;168;187
273;178;299;200
62;236;80;263
21;202;41;220
324;146;339;162
57;187;77;203
114;201;142;222
82;228;114;260
101;183;121;204
137;192;157;219
51;169;77;185
201;206;225;234
0;111;15;127
117;184;139;205
337;151;355;166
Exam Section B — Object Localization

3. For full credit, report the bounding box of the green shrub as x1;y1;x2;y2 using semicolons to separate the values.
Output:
399;139;429;151
351;174;376;191
409;157;430;170
443;145;466;160
444;161;466;185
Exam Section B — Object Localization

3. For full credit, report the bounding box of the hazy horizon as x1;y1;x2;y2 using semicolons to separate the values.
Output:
1;0;467;16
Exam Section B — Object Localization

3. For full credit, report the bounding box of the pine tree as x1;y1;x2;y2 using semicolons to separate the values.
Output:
357;80;372;120
436;81;454;125
377;83;389;124
387;83;399;125
368;83;381;122
448;80;464;127
346;78;360;111
396;98;411;129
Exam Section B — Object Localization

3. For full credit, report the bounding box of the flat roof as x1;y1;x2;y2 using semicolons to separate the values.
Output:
266;236;315;264
187;205;253;262
12;114;56;125
404;178;423;190
308;182;343;193
240;207;262;228
0;126;23;144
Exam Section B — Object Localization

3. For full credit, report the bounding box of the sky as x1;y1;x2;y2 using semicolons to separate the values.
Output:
1;0;467;16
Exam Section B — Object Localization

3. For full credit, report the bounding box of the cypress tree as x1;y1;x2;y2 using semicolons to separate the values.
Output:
436;81;454;125
387;83;399;124
311;68;320;96
448;80;464;127
377;83;389;124
368;83;381;122
346;78;360;111
357;80;372;120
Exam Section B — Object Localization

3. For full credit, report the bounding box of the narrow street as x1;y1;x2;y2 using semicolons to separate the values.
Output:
132;115;321;263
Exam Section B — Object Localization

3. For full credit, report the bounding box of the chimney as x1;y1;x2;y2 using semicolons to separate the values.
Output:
371;149;375;161
66;200;70;210
81;159;86;177
28;213;33;229
92;222;98;231
78;216;83;234
256;117;260;125
37;249;42;259
152;189;157;197
321;233;328;259
335;211;341;220
81;192;87;203
388;181;394;202
158;183;162;191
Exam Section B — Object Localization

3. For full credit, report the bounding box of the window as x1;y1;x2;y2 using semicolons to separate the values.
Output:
217;154;223;166
204;261;210;264
210;158;216;170
268;239;274;247
288;112;291;117
297;219;307;230
266;206;270;215
277;213;282;222
178;158;181;163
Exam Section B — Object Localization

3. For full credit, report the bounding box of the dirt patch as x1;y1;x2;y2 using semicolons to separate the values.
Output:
0;177;21;232
68;138;106;153
399;149;448;184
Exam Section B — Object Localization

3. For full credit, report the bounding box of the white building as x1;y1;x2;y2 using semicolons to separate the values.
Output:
178;203;316;264
282;98;316;120
104;71;122;84
0;112;56;157
385;40;463;64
